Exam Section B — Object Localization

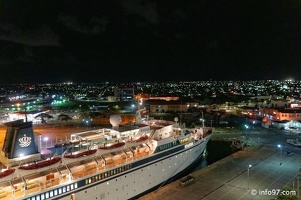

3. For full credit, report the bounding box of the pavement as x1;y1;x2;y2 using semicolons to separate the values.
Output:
139;128;301;200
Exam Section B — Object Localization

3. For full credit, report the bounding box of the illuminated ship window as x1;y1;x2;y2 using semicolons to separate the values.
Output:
50;191;53;197
54;189;58;195
58;188;62;194
74;183;78;188
45;192;49;198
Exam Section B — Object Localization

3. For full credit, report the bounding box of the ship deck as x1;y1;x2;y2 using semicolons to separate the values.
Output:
0;146;151;200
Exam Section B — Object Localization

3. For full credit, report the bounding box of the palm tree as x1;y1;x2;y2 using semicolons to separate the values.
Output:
58;114;72;121
34;113;54;123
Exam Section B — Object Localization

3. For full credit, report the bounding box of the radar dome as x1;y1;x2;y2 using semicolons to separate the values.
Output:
110;115;122;127
174;117;179;122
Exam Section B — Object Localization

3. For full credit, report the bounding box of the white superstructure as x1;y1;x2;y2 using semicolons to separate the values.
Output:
0;109;212;200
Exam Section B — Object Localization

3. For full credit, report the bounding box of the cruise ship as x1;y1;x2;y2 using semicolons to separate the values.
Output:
0;109;212;200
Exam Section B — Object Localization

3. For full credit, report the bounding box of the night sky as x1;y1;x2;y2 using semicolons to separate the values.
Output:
1;0;301;83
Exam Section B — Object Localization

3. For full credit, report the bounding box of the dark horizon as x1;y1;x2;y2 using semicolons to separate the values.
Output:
1;0;301;83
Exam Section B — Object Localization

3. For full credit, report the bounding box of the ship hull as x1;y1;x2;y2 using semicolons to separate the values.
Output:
25;135;210;200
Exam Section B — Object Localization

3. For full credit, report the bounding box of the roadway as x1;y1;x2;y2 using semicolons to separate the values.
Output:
139;127;301;200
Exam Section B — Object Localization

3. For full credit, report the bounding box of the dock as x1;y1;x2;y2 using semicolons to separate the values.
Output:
139;131;301;200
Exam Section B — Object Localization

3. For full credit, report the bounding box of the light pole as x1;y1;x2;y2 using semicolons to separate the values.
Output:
248;164;252;190
244;124;249;138
297;168;301;198
86;120;89;129
277;144;282;160
43;137;49;149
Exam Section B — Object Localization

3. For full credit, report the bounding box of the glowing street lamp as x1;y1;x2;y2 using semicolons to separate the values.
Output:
84;119;92;129
245;124;249;138
247;164;252;190
277;144;282;160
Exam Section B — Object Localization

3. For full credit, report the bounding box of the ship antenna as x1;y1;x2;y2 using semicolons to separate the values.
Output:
180;98;182;126
201;111;204;127
25;107;28;122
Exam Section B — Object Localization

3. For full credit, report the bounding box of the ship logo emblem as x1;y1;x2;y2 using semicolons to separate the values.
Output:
19;134;31;147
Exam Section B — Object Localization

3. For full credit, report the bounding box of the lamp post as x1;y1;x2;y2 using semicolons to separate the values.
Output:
277;144;282;160
297;168;301;198
244;124;249;138
248;164;252;190
43;137;49;149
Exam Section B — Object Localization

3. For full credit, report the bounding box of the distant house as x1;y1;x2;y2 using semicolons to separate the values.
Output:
262;99;289;108
261;108;301;121
144;100;191;113
260;107;301;129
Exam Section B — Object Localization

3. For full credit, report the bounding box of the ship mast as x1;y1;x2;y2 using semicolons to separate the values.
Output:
24;106;28;122
201;111;205;127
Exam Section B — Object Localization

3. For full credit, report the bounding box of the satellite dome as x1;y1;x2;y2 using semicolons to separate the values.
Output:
110;115;122;127
174;117;179;122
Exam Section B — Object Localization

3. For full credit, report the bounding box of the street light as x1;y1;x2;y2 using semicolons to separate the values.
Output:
277;144;282;160
43;137;49;149
84;118;92;129
244;124;249;138
248;164;252;190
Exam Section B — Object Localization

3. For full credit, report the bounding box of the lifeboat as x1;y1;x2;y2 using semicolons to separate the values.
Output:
18;157;62;176
98;142;126;154
63;149;98;165
0;169;16;181
127;135;149;146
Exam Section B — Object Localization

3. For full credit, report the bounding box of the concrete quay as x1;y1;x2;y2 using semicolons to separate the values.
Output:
139;130;301;200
